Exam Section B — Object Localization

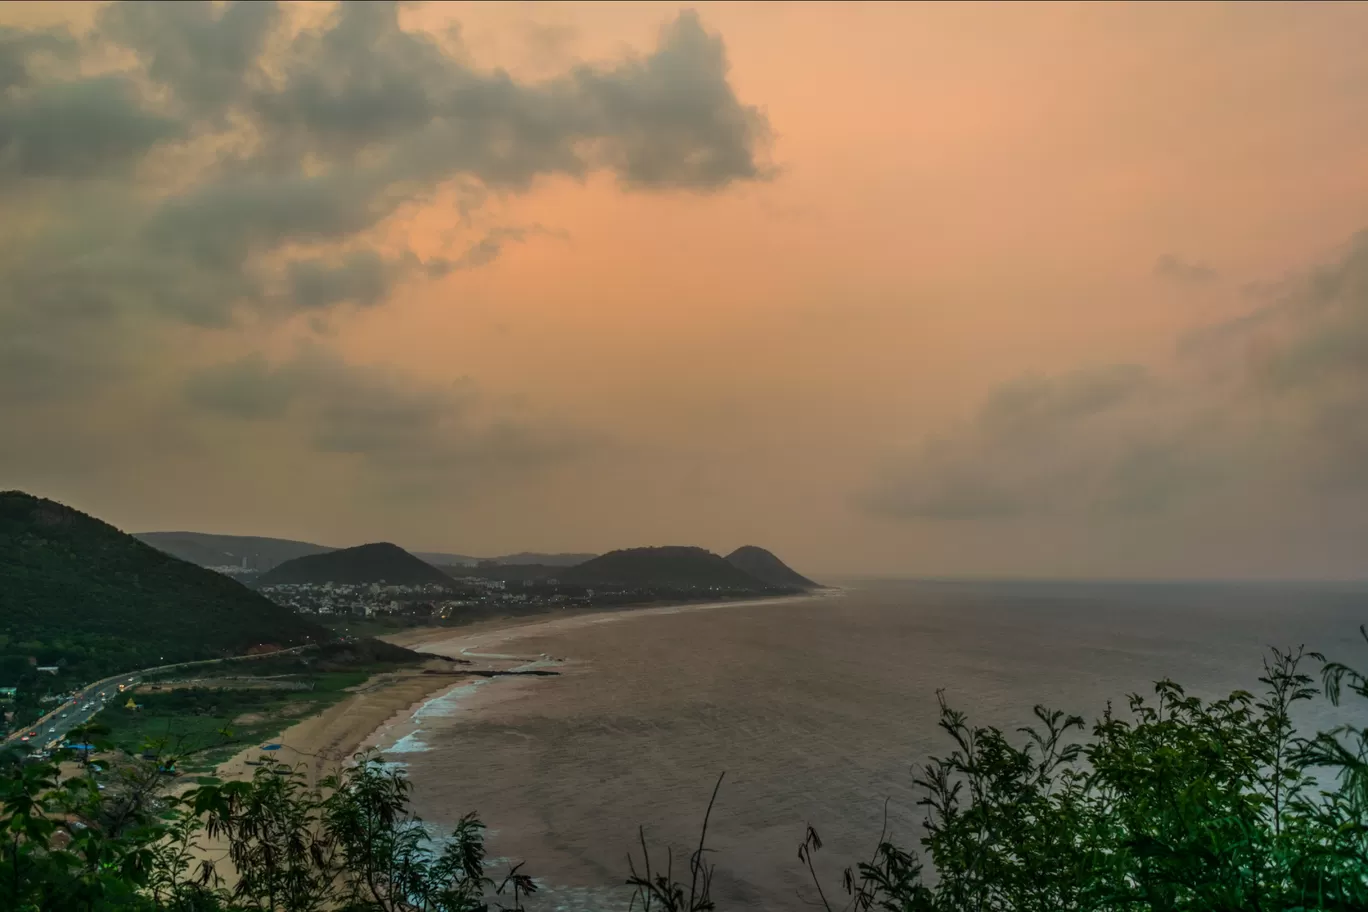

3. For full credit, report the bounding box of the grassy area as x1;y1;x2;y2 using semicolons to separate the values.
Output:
91;641;424;771
92;673;368;770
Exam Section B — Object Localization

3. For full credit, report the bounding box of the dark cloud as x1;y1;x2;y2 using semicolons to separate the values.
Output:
0;25;76;91
235;3;770;191
25;0;766;330
0;76;181;185
976;364;1151;441
1154;253;1218;284
96;1;281;118
287;250;397;310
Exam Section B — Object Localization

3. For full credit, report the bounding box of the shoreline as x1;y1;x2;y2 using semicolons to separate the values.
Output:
209;589;839;783
384;587;843;653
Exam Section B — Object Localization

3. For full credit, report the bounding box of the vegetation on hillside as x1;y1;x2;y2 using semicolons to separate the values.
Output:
0;492;328;686
724;545;819;590
557;546;792;590
4;629;1367;910
257;542;455;588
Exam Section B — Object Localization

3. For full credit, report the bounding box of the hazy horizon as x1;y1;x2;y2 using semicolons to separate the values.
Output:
6;2;1368;579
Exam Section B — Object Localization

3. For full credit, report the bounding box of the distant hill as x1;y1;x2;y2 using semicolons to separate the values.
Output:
259;542;454;587
138;531;590;572
557;546;785;590
135;532;335;572
725;546;819;590
418;551;594;567
413;551;478;567
0;492;328;682
496;552;598;566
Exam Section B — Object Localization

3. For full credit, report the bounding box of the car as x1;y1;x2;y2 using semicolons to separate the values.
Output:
47;727;55;734
19;735;29;742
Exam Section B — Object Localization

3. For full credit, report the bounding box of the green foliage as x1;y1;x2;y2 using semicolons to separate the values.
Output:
0;492;328;685
1;750;534;912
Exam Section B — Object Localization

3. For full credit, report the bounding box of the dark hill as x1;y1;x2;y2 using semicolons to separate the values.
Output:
558;546;782;590
0;492;328;682
259;542;453;587
725;546;819;589
135;532;335;572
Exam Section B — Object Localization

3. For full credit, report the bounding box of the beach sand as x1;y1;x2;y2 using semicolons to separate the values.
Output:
209;660;461;786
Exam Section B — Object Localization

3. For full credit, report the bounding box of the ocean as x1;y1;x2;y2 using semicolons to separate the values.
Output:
377;579;1368;911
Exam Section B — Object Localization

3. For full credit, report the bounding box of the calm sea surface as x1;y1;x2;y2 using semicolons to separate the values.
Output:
379;579;1368;911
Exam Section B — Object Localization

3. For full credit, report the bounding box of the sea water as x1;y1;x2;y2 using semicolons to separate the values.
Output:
377;579;1368;910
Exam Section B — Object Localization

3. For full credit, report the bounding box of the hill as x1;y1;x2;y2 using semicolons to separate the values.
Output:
135;532;335;572
725;546;819;590
137;531;588;572
259;542;454;587
0;492;328;683
496;552;598;566
557;546;784;590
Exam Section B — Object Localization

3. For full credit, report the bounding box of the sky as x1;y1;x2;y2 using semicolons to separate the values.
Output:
4;1;1368;580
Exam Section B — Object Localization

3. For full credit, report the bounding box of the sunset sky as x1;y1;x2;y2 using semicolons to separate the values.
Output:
4;1;1368;579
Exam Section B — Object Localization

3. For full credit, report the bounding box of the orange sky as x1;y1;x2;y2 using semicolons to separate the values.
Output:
5;1;1368;578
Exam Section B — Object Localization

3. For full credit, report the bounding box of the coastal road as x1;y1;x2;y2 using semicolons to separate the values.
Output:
5;644;318;753
34;672;145;751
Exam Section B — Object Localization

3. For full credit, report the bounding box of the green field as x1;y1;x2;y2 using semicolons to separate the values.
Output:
92;672;372;770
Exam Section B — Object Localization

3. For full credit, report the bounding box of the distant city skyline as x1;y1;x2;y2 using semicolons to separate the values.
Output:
5;2;1368;579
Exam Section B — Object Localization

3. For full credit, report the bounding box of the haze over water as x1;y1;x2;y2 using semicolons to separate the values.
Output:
384;580;1368;911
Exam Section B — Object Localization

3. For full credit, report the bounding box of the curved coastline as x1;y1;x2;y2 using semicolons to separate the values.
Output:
209;589;841;781
362;588;843;759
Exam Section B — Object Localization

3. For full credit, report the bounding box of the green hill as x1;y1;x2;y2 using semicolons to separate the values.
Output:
557;546;787;590
0;492;328;683
725;546;819;589
258;542;454;587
